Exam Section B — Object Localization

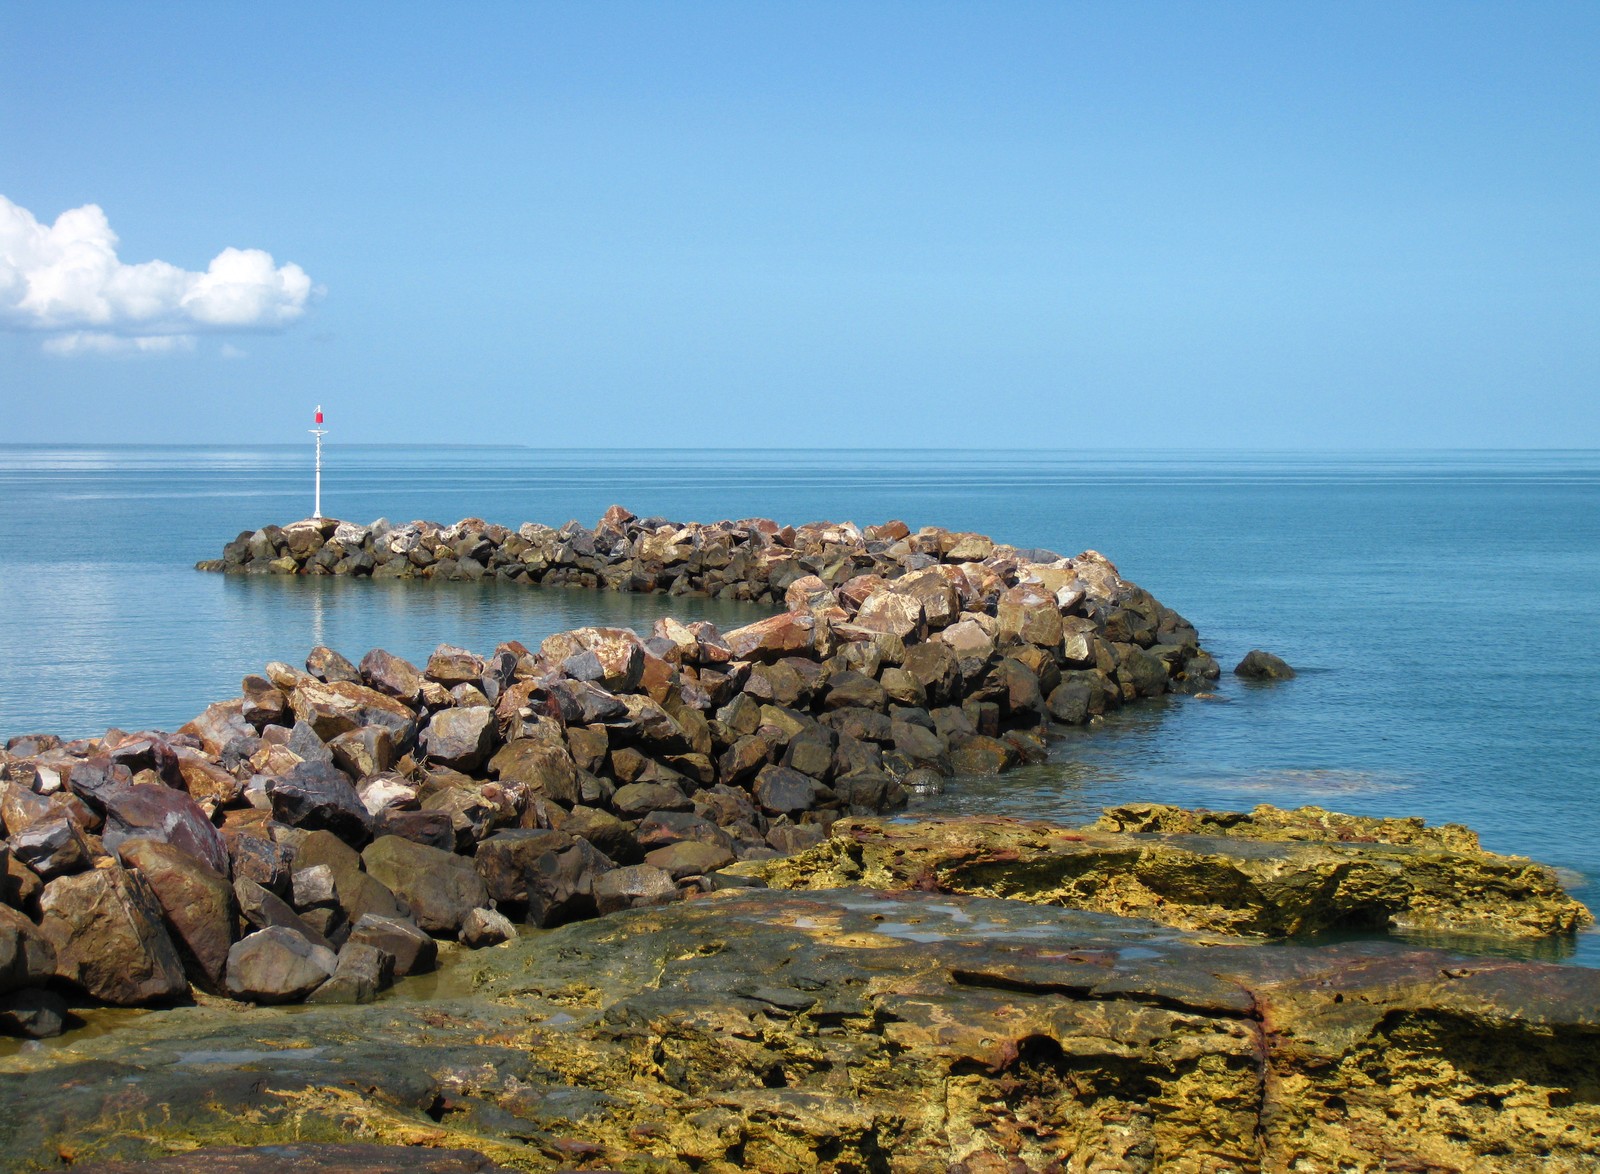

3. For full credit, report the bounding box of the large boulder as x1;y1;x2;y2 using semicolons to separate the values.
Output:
116;838;239;990
1234;649;1296;680
101;783;230;876
37;865;188;1005
361;836;488;936
267;761;373;844
421;707;497;772
224;926;337;1003
475;829;615;927
0;906;55;996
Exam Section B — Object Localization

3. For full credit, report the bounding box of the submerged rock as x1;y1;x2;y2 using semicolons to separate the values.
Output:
1234;648;1296;679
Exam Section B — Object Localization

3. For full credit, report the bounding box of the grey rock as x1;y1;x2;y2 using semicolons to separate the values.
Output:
225;926;337;1003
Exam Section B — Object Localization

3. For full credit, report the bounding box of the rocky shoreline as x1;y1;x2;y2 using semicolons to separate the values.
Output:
0;505;1595;1168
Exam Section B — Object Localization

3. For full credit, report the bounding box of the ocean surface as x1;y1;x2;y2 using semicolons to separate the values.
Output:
2;445;1597;965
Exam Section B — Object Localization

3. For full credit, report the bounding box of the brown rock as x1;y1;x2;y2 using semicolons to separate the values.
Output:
116;838;239;989
38;865;188;1005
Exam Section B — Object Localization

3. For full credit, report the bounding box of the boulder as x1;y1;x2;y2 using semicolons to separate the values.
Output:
460;906;517;948
305;645;361;685
267;760;373;843
358;648;425;704
723;612;815;661
346;913;437;976
422;707;497;772
1235;649;1296;680
328;726;395;780
593;864;681;914
0;906;55;995
37;865;188;1005
853;591;925;641
9;817;92;879
996;584;1064;648
233;877;332;949
101;783;230;876
224;926;337;1003
0;988;68;1039
643;840;735;879
489;740;579;806
751;766;834;818
116;838;238;990
475;829;614;926
306;941;393;1004
361;836;488;935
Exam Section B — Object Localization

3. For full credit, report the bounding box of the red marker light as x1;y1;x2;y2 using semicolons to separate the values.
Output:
315;407;324;424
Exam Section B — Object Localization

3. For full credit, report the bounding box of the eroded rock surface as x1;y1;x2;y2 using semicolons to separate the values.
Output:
1;888;1596;1172
738;809;1593;940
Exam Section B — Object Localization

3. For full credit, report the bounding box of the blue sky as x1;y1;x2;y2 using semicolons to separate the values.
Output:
2;2;1596;447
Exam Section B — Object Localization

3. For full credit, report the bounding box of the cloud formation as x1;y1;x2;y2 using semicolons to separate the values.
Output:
0;194;315;355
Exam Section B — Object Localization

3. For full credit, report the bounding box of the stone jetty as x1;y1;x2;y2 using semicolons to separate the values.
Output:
1;506;1596;1168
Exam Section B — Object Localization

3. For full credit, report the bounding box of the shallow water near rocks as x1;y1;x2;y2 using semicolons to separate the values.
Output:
1;445;1597;966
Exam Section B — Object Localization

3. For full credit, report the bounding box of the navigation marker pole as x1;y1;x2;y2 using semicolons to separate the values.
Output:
310;405;328;520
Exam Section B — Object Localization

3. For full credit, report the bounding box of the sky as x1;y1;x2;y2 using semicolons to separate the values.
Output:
1;2;1596;448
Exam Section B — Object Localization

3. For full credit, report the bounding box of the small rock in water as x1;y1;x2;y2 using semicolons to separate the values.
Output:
460;906;517;948
1233;649;1296;680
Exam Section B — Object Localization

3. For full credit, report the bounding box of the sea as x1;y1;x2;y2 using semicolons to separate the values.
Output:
2;445;1597;965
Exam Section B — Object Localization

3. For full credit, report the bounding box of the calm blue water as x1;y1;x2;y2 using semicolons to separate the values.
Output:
2;445;1597;963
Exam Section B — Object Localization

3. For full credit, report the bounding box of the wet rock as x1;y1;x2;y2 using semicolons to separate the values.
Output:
0;987;68;1039
14;887;1599;1172
38;865;188;1005
744;811;1593;940
1235;648;1296;679
62;1143;515;1172
224;925;337;1003
361;836;488;936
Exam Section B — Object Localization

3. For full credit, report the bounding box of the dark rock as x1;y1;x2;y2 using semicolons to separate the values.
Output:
489;740;579;806
59;1143;515;1172
948;733;1019;776
9;816;91;879
475;829;614;926
1235;649;1296;680
0;988;68;1039
593;863;681;914
373;808;456;851
643;840;735;879
233;877;333;950
306;941;393;1004
267;761;373;844
224;926;337;1003
102;783;230;876
0;906;55;995
611;781;691;819
752;766;834;818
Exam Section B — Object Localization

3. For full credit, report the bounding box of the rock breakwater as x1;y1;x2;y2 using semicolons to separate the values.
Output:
5;507;1221;1024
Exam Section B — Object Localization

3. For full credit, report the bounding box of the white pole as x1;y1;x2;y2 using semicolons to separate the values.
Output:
309;405;328;520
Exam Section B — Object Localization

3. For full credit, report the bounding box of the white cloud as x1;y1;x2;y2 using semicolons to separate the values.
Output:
1;194;316;356
219;343;249;360
42;332;197;357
